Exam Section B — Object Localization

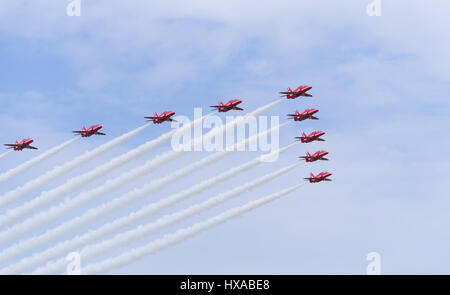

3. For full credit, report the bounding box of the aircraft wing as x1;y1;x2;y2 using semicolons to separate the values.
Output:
310;116;319;120
95;132;106;135
168;118;177;122
144;116;159;120
290;115;307;120
4;143;19;147
279;91;293;94
27;146;38;150
72;130;88;134
316;138;325;141
210;105;223;108
234;107;243;111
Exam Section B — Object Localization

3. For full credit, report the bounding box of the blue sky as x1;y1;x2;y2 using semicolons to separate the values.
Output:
1;0;450;274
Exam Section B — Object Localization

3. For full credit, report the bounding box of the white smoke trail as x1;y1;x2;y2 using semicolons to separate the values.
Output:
0;124;149;211
6;144;295;274
0;138;79;185
30;162;298;275
82;183;303;274
0;114;210;230
0;151;11;161
0;122;285;262
0;100;282;262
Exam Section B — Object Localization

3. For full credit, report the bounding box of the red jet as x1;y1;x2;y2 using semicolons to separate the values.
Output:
4;139;38;151
295;131;325;143
299;151;329;162
279;85;312;99
210;99;243;112
304;172;332;183
72;125;105;137
145;111;177;124
288;109;319;122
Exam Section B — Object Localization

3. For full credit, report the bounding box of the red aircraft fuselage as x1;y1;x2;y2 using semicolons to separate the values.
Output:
210;99;243;112
280;85;312;99
145;111;176;124
288;109;319;122
305;172;332;183
299;151;329;162
296;131;325;143
73;125;105;137
4;139;38;151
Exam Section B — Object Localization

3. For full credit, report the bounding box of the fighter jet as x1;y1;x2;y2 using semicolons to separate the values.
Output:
72;125;105;137
4;139;38;151
279;85;312;99
299;151;329;162
287;109;319;122
145;111;177;124
210;99;243;112
304;172;332;183
295;131;325;143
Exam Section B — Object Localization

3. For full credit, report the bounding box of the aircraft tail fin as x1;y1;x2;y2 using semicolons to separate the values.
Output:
307;152;311;157
288;87;292;92
220;101;223;105
155;112;158;117
82;126;86;131
310;173;315;178
302;132;307;137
